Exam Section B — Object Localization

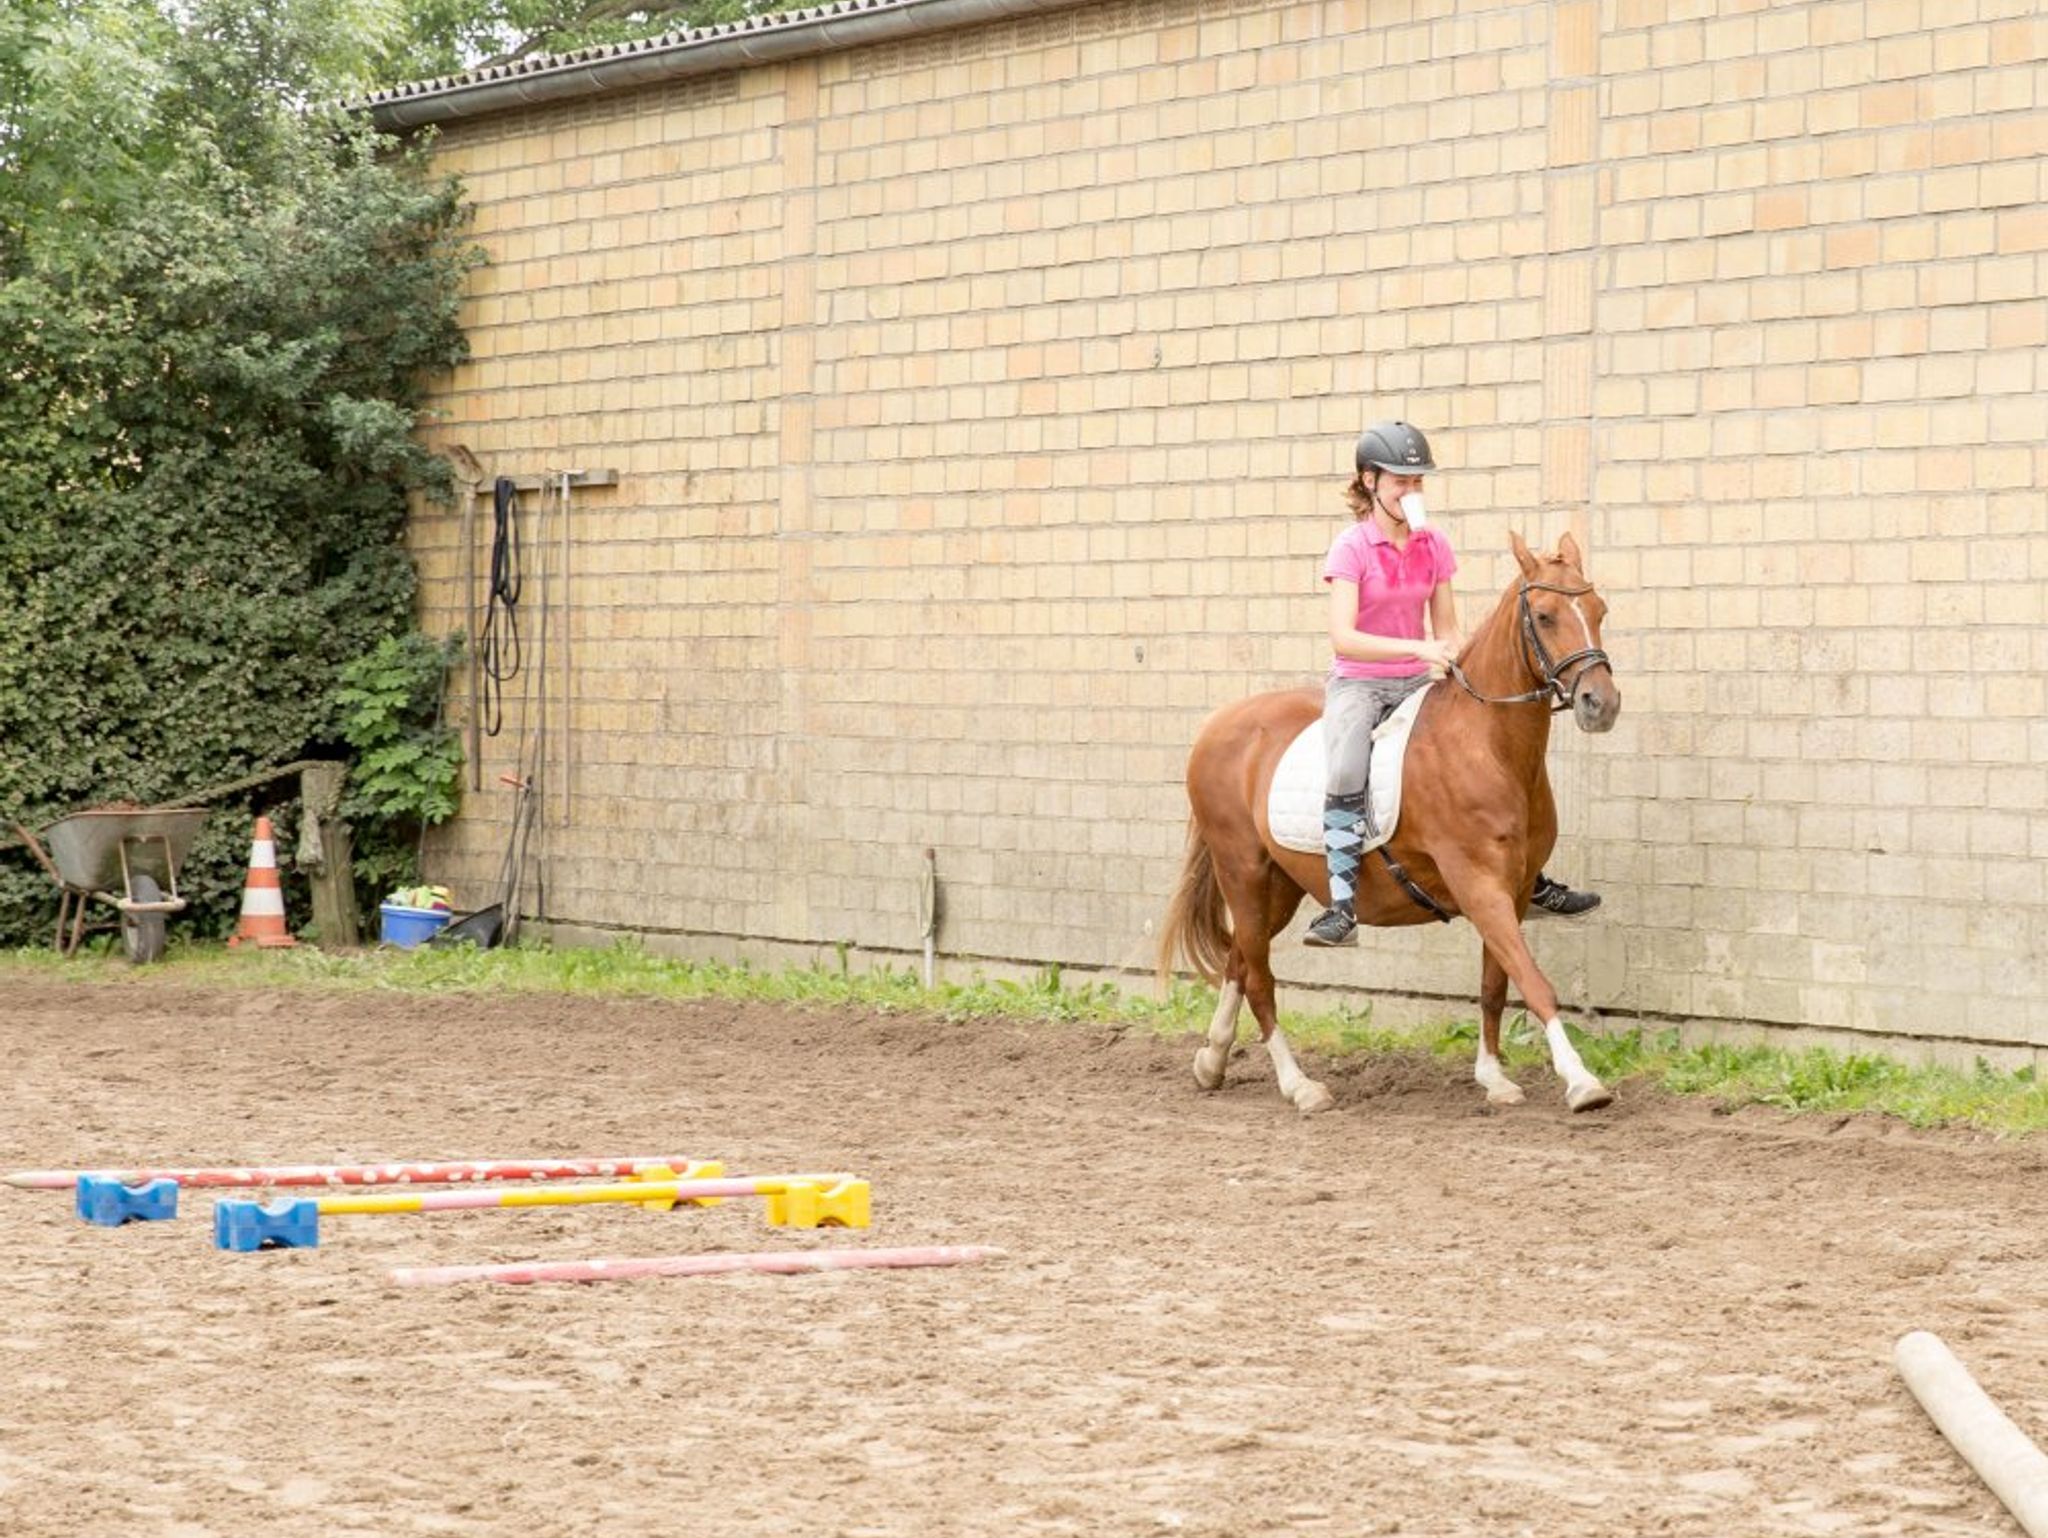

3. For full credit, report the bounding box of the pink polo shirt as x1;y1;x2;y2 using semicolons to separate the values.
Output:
1324;519;1458;679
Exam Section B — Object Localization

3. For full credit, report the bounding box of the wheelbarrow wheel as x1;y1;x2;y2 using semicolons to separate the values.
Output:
122;875;168;965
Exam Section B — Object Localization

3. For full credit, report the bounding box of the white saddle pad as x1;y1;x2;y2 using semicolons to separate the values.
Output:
1268;684;1434;856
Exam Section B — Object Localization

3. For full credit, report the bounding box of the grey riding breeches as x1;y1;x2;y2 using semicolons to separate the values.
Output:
1322;672;1432;797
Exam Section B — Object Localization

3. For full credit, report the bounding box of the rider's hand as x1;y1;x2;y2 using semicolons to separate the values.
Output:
1414;638;1456;679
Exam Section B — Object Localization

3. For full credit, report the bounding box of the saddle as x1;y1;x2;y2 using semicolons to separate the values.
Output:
1267;683;1434;857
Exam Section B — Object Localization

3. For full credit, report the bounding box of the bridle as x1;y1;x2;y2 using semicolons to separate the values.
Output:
1445;579;1612;711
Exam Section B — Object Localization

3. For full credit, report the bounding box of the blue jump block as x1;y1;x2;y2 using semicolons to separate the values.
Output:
213;1197;320;1251
76;1175;180;1226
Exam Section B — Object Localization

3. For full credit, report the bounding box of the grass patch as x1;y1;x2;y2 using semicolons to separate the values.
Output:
4;938;2044;1136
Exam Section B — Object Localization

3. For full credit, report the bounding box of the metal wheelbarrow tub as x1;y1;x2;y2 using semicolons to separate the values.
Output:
15;808;210;963
429;904;505;950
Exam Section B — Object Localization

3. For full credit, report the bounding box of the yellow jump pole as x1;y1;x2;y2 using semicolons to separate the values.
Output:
314;1171;870;1228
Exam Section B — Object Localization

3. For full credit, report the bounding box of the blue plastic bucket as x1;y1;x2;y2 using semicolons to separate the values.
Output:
379;903;453;949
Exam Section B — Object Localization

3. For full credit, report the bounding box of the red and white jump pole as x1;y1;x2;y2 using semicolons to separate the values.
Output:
3;1157;702;1190
389;1245;1005;1288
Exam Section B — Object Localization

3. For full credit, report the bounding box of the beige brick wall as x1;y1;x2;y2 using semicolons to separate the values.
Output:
408;0;2048;1058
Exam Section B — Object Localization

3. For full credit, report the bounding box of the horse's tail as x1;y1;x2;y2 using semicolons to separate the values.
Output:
1157;821;1232;990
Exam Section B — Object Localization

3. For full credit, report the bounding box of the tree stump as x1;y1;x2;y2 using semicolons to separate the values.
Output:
298;763;361;947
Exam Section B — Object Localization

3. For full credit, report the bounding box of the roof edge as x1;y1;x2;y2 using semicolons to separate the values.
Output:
364;0;1088;131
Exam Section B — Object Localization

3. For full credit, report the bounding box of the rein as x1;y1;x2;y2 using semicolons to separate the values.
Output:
1445;579;1610;711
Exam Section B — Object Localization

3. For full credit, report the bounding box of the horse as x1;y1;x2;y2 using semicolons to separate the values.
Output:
1156;531;1621;1116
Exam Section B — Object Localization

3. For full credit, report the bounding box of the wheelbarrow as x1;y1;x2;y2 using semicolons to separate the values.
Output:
11;808;210;963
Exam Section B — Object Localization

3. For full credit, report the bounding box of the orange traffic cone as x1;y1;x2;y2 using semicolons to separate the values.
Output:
227;815;298;949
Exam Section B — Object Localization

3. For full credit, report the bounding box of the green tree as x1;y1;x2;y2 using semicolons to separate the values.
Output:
377;0;786;84
0;0;479;944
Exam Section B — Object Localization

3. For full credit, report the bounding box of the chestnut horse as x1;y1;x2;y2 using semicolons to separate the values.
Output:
1157;532;1620;1115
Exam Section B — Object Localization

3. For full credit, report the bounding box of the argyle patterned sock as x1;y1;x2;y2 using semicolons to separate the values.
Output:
1322;791;1369;914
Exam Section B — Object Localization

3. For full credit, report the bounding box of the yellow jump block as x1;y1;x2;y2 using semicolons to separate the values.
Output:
763;1178;871;1230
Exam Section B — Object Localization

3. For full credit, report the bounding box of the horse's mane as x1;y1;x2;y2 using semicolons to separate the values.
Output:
1453;544;1583;674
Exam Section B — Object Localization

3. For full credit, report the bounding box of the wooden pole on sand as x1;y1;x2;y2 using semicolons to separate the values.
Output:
1895;1330;2048;1538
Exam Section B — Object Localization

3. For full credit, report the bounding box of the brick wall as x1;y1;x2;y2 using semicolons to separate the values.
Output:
407;0;2048;1059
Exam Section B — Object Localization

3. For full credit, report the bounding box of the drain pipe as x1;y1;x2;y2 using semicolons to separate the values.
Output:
917;848;940;989
366;0;1095;130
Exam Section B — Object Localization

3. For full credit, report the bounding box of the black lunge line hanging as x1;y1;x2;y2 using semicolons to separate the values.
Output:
480;476;524;737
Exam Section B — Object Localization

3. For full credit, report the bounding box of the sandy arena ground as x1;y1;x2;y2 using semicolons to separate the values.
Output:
2;974;2045;1537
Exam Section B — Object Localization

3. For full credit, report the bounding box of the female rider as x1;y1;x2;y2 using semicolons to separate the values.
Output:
1304;421;1600;947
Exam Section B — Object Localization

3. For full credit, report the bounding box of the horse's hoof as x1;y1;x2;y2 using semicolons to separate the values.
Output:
1486;1082;1526;1107
1192;1049;1226;1092
1567;1081;1614;1113
1295;1082;1336;1116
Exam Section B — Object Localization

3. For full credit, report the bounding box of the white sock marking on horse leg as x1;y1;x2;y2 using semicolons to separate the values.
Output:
1474;1050;1524;1105
1192;981;1242;1090
1545;1016;1610;1109
1265;1024;1334;1114
1210;982;1243;1038
1265;1023;1305;1097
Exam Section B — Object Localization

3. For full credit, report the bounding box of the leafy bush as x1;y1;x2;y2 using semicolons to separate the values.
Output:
0;0;478;943
336;632;467;904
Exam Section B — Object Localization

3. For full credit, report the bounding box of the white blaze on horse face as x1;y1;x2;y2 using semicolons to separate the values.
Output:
1563;594;1617;729
1567;596;1595;656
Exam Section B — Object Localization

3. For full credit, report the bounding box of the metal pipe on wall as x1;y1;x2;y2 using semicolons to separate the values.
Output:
561;470;572;830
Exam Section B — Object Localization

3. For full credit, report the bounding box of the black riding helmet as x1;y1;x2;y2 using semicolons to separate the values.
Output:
1354;421;1436;475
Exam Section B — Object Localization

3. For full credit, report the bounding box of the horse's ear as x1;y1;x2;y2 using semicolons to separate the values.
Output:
1510;530;1538;577
1558;530;1585;572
